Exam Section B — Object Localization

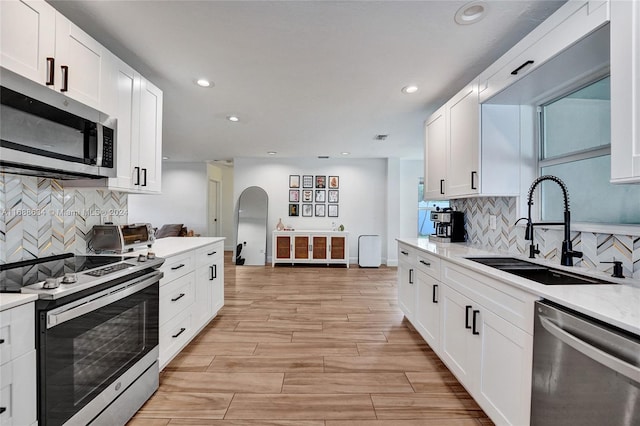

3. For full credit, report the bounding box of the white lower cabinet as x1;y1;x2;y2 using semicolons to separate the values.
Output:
0;302;37;426
158;240;225;370
397;246;415;322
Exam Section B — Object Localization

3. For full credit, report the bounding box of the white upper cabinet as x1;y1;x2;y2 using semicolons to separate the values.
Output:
423;106;447;199
137;78;163;193
610;0;640;183
0;0;114;113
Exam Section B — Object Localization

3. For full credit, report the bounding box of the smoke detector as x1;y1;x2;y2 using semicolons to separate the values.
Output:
374;134;389;141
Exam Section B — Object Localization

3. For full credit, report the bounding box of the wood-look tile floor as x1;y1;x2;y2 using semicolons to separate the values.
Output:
129;253;494;426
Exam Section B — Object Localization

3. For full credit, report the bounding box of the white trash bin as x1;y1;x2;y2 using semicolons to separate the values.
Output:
358;235;381;267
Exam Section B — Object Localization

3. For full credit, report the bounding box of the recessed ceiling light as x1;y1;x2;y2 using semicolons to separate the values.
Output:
455;1;487;25
196;78;212;87
162;156;169;160
267;151;277;155
227;115;239;122
341;152;350;156
401;85;418;94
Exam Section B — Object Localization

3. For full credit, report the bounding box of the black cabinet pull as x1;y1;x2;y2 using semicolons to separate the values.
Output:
401;250;409;256
208;251;217;256
419;260;431;267
0;339;4;344
440;179;445;195
209;264;217;280
46;57;55;85
142;168;147;187
409;268;414;284
471;171;477;190
0;407;6;414
472;310;480;335
465;305;473;329
171;264;185;271
511;60;534;75
172;327;186;338
171;293;185;302
60;65;69;92
432;284;438;304
134;167;140;185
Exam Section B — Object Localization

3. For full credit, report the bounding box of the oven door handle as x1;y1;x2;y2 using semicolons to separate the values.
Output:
46;272;162;329
539;316;640;384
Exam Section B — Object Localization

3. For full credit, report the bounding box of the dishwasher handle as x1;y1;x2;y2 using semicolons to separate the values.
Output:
539;316;640;384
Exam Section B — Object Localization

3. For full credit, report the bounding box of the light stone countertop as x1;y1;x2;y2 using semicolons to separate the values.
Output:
133;237;226;258
397;237;640;336
0;293;38;311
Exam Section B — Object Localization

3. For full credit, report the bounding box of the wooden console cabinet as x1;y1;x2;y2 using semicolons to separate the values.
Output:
272;231;349;267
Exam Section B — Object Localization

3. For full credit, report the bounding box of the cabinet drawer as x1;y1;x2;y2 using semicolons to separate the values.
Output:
398;244;416;264
159;272;196;326
160;251;195;284
196;243;223;267
159;309;192;369
416;252;441;280
0;303;34;365
0;350;37;426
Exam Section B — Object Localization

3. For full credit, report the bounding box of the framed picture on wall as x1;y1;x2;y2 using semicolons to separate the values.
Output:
315;175;326;188
289;190;299;202
328;204;339;217
302;190;313;202
328;190;339;203
302;175;314;188
315;190;326;202
289;175;300;188
302;204;313;217
315;204;326;217
329;176;339;189
289;204;299;216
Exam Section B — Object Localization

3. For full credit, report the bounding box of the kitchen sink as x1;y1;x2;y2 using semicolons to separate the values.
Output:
466;257;616;285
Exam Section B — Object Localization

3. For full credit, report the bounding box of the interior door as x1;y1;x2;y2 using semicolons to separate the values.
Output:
208;179;220;237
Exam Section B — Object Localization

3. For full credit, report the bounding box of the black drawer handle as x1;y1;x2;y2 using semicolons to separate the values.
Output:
465;305;473;329
46;57;55;85
171;293;185;302
432;284;438;304
171;264;185;271
0;339;4;344
419;260;431;267
172;327;186;338
208;251;217;256
0;407;6;414
511;60;534;75
409;268;414;284
472;310;480;335
471;171;477;190
210;265;217;280
60;65;68;92
401;250;409;256
440;179;445;195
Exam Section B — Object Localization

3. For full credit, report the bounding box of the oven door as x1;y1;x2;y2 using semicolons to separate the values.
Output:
38;272;160;426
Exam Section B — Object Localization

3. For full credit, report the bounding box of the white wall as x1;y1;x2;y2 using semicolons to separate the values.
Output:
399;160;423;239
129;162;208;235
234;157;389;264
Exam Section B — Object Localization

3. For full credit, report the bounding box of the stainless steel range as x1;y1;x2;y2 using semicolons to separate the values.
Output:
0;253;164;426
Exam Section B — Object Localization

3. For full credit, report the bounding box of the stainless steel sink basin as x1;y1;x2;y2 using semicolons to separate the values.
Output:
466;257;616;285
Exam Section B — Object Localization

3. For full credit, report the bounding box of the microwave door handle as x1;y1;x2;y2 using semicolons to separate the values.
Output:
96;124;104;167
539;316;640;384
46;272;161;329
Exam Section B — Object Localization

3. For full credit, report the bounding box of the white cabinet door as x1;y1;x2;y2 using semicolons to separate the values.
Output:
0;0;55;84
439;284;474;387
424;106;447;200
611;0;640;183
397;247;415;322
446;81;480;197
137;77;163;192
414;270;440;351
0;351;37;426
473;307;533;426
54;13;111;111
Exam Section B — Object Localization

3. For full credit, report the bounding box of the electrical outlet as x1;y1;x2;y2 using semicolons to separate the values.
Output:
489;215;497;230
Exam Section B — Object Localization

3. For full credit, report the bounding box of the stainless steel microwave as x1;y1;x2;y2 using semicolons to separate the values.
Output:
0;70;116;179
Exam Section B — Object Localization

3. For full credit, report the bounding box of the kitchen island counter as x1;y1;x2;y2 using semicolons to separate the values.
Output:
139;236;226;258
0;293;38;311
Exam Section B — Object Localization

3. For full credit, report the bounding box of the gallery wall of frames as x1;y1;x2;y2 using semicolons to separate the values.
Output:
288;174;339;218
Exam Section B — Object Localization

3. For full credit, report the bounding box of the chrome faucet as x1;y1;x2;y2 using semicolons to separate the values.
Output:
517;175;583;266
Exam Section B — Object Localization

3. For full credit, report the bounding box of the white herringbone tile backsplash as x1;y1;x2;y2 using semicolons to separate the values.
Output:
0;174;128;264
452;197;640;280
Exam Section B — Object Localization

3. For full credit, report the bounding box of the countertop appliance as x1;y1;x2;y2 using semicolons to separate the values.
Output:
430;209;465;243
531;300;640;425
0;253;164;425
91;223;155;253
0;70;116;179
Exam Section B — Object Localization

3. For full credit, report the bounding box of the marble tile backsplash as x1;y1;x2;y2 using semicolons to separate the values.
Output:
451;197;640;280
0;174;128;264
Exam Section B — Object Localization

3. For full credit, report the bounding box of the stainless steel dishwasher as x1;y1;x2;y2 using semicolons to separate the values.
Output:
532;300;640;425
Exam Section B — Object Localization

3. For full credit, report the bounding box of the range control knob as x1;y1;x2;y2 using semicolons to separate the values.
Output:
42;278;59;289
61;273;77;284
137;254;147;262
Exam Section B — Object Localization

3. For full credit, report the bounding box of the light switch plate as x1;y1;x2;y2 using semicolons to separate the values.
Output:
489;215;497;230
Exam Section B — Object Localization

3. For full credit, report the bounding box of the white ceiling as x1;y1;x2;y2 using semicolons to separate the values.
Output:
49;0;565;162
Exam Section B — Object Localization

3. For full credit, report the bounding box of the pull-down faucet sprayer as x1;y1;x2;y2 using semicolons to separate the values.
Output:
517;175;583;266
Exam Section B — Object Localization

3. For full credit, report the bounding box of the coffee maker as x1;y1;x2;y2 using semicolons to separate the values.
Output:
430;209;465;243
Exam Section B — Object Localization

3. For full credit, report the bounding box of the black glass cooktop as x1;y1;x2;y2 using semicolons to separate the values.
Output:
0;253;130;293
